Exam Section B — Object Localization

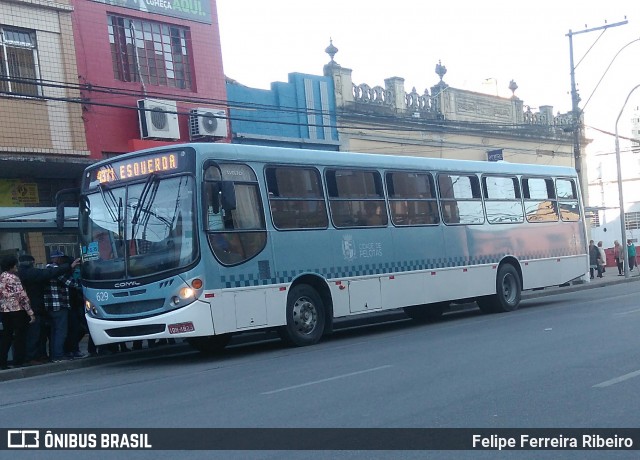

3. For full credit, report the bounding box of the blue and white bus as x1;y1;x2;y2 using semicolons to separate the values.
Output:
78;144;588;351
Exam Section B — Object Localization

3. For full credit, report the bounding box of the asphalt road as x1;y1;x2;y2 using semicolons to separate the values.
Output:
1;278;640;459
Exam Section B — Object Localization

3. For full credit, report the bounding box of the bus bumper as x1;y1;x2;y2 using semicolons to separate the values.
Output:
86;299;215;346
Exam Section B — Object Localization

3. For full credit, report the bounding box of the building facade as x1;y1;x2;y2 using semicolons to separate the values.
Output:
324;53;578;170
72;0;228;157
0;0;90;262
227;72;339;150
1;0;228;261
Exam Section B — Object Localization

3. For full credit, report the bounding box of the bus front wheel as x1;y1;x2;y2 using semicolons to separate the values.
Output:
279;284;326;347
477;264;521;313
187;334;231;354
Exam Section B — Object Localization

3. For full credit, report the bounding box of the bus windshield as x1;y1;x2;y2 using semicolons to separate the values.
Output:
79;175;197;281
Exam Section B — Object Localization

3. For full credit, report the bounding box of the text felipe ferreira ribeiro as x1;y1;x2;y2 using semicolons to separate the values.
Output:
473;434;634;450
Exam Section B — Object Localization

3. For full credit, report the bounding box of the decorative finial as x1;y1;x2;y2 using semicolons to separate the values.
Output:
325;38;339;65
435;60;447;83
509;79;518;98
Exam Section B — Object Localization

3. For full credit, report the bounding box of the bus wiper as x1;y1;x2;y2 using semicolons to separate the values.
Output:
98;182;120;223
131;173;159;238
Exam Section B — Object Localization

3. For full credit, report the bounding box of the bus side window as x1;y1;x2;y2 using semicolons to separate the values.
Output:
266;166;328;230
438;174;459;224
523;177;559;222
326;169;386;228
556;178;580;222
386;171;438;226
438;173;482;225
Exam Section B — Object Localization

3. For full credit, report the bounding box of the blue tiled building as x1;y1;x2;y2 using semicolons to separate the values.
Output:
226;73;340;150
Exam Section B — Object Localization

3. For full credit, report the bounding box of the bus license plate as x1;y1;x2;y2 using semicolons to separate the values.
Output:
168;322;195;334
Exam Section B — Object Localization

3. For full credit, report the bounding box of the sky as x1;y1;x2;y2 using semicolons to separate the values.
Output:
216;0;640;163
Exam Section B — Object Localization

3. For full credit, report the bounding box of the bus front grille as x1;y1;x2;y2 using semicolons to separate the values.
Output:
105;324;165;338
102;299;165;315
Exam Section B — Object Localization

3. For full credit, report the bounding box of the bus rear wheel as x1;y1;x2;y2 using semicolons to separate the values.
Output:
477;264;521;313
187;334;231;354
279;284;326;347
404;302;447;322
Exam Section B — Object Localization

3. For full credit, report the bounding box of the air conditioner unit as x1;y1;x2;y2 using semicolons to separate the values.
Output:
189;108;228;139
138;98;180;140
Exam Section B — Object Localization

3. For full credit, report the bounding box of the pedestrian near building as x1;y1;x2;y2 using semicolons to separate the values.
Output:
613;240;624;276
0;255;35;369
17;254;76;364
597;241;606;277
627;240;636;272
589;240;601;280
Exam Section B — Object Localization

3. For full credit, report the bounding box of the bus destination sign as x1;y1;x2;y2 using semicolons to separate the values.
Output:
92;152;181;186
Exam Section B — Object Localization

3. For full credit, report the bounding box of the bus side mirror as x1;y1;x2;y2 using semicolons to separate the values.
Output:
54;187;79;231
56;202;65;230
221;181;236;211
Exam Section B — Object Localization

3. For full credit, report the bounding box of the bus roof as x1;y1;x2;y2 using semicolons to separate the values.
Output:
91;143;579;178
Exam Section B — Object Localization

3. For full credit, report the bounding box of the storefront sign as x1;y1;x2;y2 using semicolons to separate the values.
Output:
0;180;39;206
92;0;212;24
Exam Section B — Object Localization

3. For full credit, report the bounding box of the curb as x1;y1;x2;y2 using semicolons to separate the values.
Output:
2;274;639;382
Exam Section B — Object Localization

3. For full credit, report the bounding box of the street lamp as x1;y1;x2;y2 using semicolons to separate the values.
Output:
615;83;640;278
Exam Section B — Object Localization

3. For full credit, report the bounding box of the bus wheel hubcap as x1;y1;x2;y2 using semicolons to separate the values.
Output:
502;274;516;303
293;297;317;335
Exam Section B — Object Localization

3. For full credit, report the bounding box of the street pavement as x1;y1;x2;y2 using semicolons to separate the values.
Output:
2;269;639;382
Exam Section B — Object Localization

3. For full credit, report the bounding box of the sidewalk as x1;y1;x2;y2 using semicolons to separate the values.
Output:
2;269;639;382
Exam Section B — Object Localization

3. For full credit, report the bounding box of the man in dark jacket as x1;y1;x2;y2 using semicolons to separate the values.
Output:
17;254;77;364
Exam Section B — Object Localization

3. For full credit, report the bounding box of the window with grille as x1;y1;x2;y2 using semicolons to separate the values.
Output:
625;212;640;230
108;15;192;90
0;26;40;96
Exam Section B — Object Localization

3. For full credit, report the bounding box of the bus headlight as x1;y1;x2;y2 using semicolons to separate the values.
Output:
179;287;194;299
84;300;98;316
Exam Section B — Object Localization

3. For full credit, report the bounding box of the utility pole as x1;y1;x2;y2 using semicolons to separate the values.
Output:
566;19;628;198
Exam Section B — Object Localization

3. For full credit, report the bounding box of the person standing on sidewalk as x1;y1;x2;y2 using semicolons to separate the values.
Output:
589;240;600;279
0;255;35;369
627;240;636;272
44;251;81;362
18;254;76;364
613;240;624;276
597;241;606;277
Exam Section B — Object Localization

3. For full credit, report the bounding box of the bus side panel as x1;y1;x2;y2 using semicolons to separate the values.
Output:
208;285;289;334
208;289;237;334
265;286;288;328
380;271;426;309
520;256;587;289
384;225;447;306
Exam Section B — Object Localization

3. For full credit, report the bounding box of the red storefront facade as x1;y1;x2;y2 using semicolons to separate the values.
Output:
71;0;228;158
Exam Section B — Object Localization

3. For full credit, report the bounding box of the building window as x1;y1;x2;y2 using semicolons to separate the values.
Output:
108;15;192;90
0;26;40;96
625;212;640;230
